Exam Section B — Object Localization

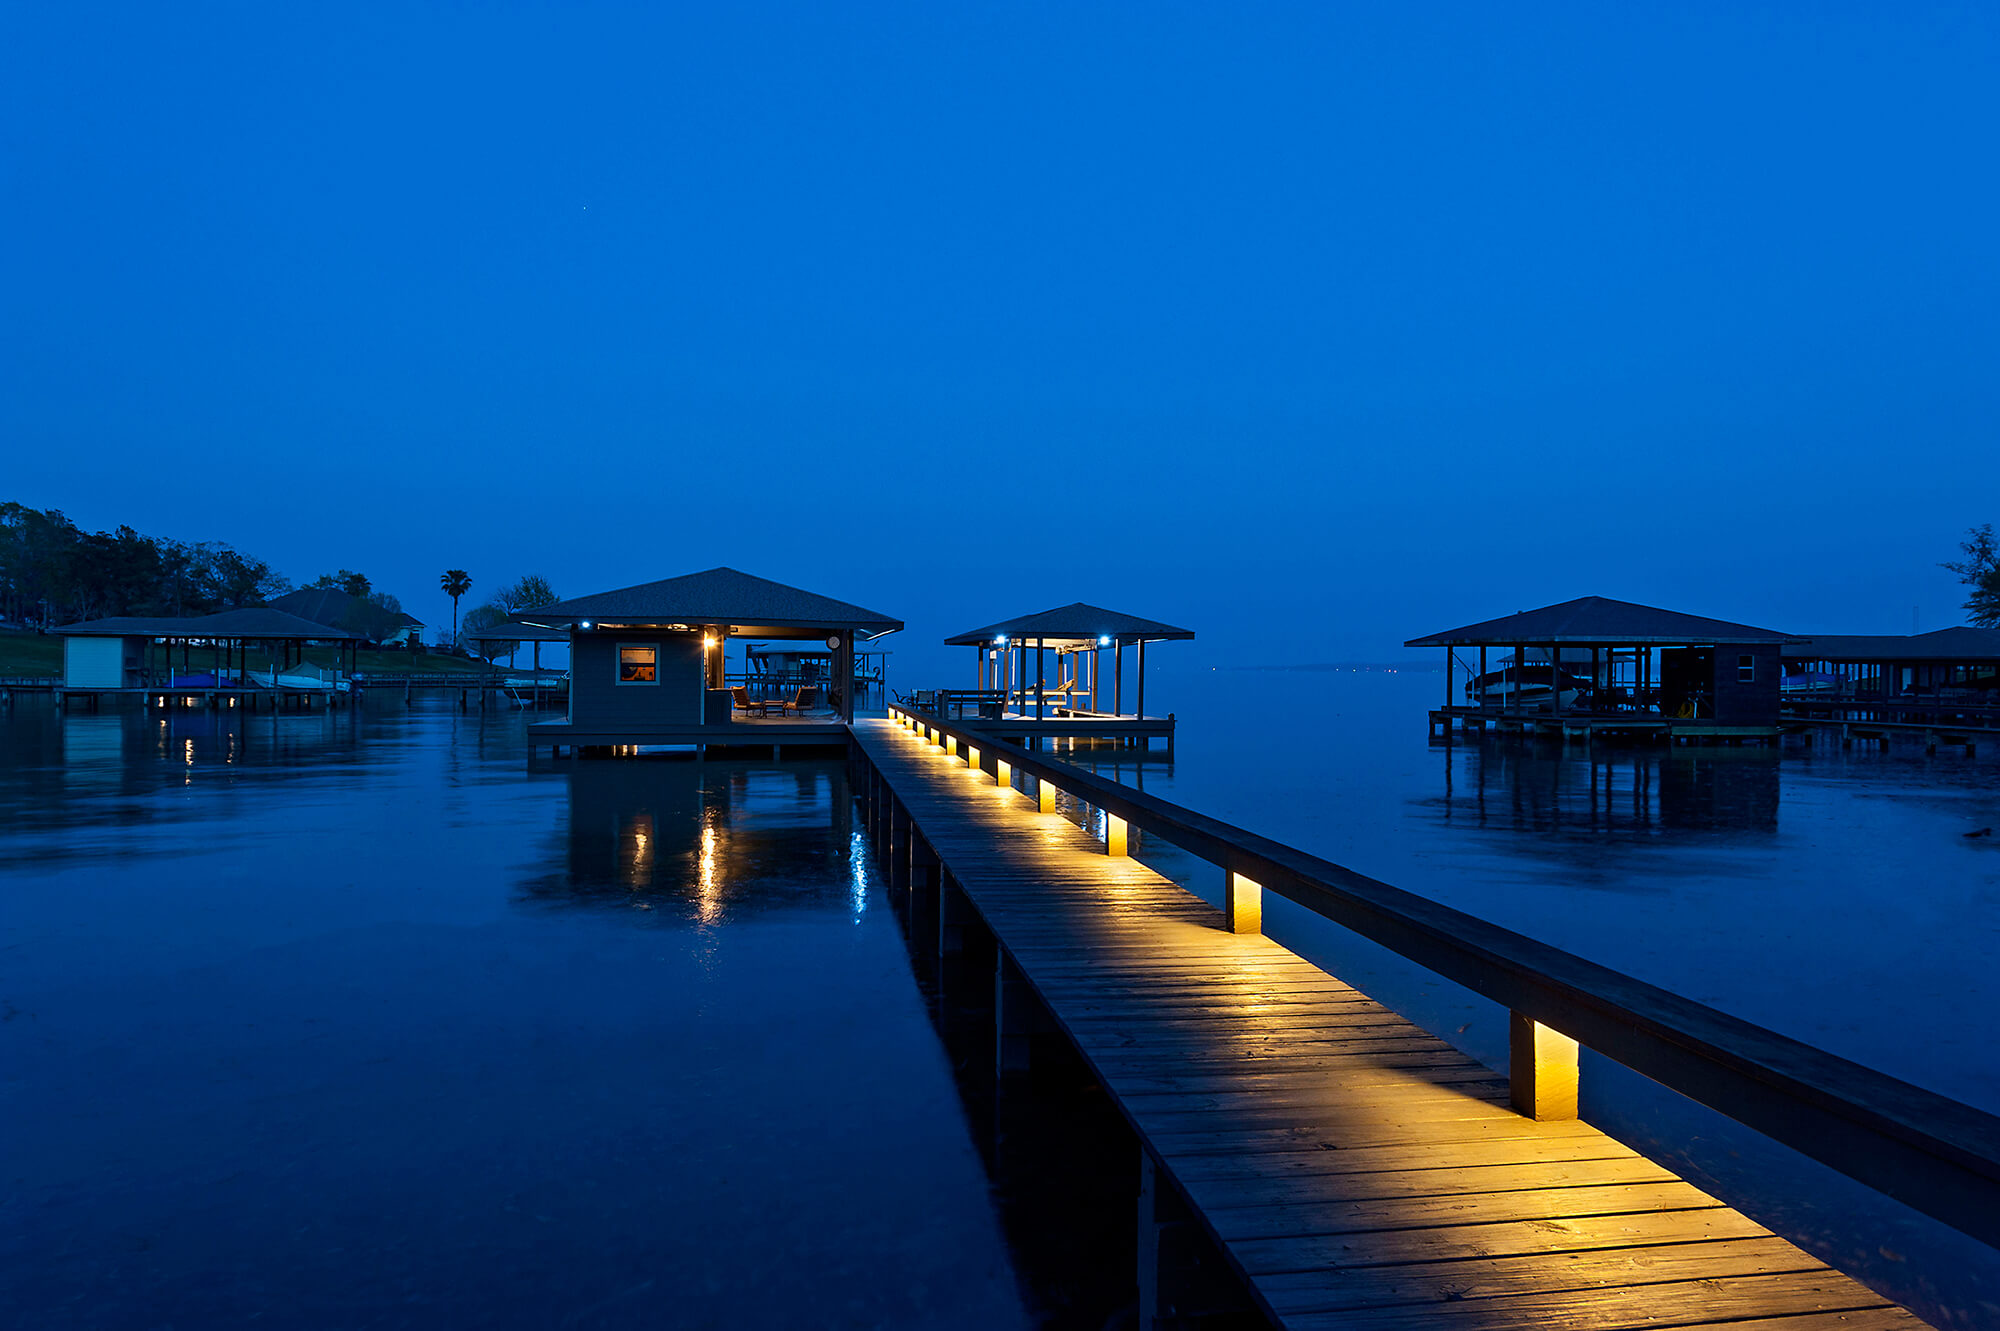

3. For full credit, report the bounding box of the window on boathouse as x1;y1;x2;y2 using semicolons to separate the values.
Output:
1738;654;1755;683
618;644;659;684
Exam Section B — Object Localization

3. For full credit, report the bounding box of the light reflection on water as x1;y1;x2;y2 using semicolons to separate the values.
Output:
0;701;1023;1330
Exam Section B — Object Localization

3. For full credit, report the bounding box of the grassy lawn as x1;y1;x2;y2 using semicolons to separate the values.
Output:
0;631;63;677
0;631;501;679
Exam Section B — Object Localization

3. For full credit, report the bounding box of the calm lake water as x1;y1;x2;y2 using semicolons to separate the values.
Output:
0;701;1024;1330
4;673;1997;1327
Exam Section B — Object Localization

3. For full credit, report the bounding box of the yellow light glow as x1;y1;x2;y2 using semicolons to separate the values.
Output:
1105;815;1128;857
1227;873;1262;935
1509;1015;1580;1121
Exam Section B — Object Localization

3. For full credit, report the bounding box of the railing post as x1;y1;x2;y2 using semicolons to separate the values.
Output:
1509;1012;1579;1120
995;758;1011;793
1106;815;1128;857
1038;775;1056;814
966;745;980;774
1227;872;1262;935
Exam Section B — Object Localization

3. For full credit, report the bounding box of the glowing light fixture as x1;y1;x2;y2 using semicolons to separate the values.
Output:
1099;635;1111;646
580;621;593;630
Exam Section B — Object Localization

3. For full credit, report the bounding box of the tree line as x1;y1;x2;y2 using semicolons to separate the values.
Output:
1944;524;1999;628
0;502;290;626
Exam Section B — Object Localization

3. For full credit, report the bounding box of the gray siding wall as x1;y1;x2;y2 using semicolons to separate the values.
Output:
570;633;704;729
1710;644;1782;725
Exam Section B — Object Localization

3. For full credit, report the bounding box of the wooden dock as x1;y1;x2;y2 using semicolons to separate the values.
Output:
852;712;1997;1328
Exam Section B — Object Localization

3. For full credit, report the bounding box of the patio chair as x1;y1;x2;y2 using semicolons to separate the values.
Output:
774;686;820;716
731;685;764;717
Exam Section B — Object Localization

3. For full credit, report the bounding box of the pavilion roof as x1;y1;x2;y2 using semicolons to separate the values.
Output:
519;567;903;637
944;602;1195;647
55;608;363;640
1783;626;2000;663
269;586;423;630
1406;596;1793;648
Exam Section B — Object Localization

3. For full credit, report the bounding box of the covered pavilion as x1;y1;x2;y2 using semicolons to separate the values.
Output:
944;602;1194;722
1782;627;2000;699
54;607;366;704
1406;596;1794;735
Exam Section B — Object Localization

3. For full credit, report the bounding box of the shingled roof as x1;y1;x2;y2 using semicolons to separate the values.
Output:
269;587;422;630
944;602;1195;647
1406;597;1793;648
56;608;362;639
1784;627;2000;662
520;567;902;636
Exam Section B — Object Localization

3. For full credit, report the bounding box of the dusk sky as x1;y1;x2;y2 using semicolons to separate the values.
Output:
5;3;1995;679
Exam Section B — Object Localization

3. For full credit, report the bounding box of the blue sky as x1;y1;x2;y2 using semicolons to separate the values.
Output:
4;3;1994;677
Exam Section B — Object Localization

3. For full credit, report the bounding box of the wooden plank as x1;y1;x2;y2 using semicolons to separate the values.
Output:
1254;1237;1825;1313
1231;1208;1776;1274
1278;1271;1905;1330
1202;1181;1725;1242
1180;1154;1679;1211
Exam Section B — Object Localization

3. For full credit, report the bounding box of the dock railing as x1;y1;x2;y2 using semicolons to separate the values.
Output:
884;703;2000;1252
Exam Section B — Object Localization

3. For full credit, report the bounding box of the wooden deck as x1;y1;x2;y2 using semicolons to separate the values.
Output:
849;717;1930;1329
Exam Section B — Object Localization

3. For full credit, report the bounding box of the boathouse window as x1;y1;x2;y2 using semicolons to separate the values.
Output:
1738;654;1755;683
618;644;658;684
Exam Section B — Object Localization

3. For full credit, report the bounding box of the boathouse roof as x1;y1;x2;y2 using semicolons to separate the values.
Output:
1783;626;2000;663
55;608;363;639
519;567;903;639
466;619;571;643
943;602;1196;648
1405;596;1793;648
269;587;423;631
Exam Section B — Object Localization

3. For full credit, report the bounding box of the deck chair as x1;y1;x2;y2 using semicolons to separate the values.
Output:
774;686;819;716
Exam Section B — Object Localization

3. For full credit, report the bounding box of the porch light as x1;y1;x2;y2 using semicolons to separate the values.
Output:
580;621;593;630
1099;635;1111;646
996;635;1008;645
702;636;716;651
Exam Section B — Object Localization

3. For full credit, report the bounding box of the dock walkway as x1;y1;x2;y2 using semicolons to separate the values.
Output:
849;717;1929;1329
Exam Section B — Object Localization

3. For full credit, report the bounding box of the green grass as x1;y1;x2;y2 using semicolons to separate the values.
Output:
0;630;63;677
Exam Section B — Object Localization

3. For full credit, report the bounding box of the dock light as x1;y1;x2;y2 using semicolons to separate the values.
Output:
996;635;1008;645
580;621;593;630
702;635;716;651
1099;635;1111;646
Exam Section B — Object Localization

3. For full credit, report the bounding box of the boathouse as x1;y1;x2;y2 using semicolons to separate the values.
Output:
54;608;366;708
513;567;901;754
1407;596;1791;739
1783;626;2000;698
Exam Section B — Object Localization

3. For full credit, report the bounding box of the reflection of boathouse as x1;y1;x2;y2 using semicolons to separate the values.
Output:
525;759;859;921
1408;597;1790;742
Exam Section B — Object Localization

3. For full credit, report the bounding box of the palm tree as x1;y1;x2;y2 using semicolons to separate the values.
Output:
439;570;472;645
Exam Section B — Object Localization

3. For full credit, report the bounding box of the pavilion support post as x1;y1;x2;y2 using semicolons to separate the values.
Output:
1227;872;1262;935
1509;1012;1579;1120
1137;639;1147;721
1115;642;1123;717
1036;638;1046;720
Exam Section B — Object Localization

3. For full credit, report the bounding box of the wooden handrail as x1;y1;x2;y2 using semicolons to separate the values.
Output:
885;704;2000;1250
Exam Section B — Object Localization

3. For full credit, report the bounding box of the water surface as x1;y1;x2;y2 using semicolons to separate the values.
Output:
1;702;1025;1329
